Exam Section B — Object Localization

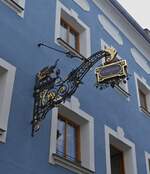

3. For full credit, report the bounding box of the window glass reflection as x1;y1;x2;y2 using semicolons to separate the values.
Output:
67;124;76;160
56;119;65;156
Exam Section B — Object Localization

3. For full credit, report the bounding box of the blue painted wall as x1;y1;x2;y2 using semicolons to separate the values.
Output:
0;0;149;174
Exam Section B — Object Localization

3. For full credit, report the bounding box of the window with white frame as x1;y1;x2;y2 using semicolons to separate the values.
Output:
56;114;81;163
100;39;130;97
134;73;150;116
105;125;138;174
60;18;80;51
55;0;91;58
49;96;95;174
1;0;25;16
0;58;16;143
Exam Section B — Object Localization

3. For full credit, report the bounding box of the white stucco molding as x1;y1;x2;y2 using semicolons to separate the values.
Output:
98;14;123;45
93;0;150;62
1;0;25;17
73;0;90;12
131;48;150;74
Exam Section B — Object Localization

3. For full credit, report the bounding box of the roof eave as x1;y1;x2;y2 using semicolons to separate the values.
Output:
109;0;150;45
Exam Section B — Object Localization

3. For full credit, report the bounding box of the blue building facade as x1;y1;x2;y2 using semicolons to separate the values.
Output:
0;0;150;174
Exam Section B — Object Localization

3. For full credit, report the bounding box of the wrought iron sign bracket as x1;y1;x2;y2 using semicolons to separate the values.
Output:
38;42;87;61
31;44;129;136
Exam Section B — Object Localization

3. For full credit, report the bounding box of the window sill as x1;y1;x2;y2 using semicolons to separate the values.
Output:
57;38;86;61
114;85;130;98
140;106;150;117
52;153;95;174
2;0;24;13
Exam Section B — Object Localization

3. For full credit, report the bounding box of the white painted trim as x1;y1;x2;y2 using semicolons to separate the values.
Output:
93;0;150;62
73;0;90;12
98;14;123;45
49;107;58;164
1;0;25;17
131;48;150;74
49;96;95;172
105;125;137;174
53;154;94;174
0;58;16;143
145;151;150;174
55;0;91;57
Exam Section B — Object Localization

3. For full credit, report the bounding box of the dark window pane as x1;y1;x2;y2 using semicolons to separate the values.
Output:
110;145;125;174
139;89;147;109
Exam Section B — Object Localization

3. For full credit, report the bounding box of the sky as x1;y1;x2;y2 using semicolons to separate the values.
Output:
117;0;150;29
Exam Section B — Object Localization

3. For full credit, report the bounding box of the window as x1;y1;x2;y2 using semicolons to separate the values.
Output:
49;96;95;174
105;126;138;174
56;114;80;163
2;0;25;16
139;88;147;110
60;18;80;51
0;58;16;143
55;1;91;58
110;145;125;174
134;73;150;116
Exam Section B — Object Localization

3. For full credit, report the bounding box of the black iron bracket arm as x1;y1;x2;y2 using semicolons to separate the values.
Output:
38;42;86;61
31;47;128;136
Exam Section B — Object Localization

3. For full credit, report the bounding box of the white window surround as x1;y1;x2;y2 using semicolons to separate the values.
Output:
73;0;90;12
105;125;138;174
131;48;150;74
98;14;123;45
55;0;91;58
145;151;150;174
1;0;25;17
134;72;150;115
49;96;95;174
0;58;16;143
100;39;130;99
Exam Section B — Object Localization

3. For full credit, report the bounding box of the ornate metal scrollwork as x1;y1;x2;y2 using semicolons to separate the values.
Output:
31;47;128;136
